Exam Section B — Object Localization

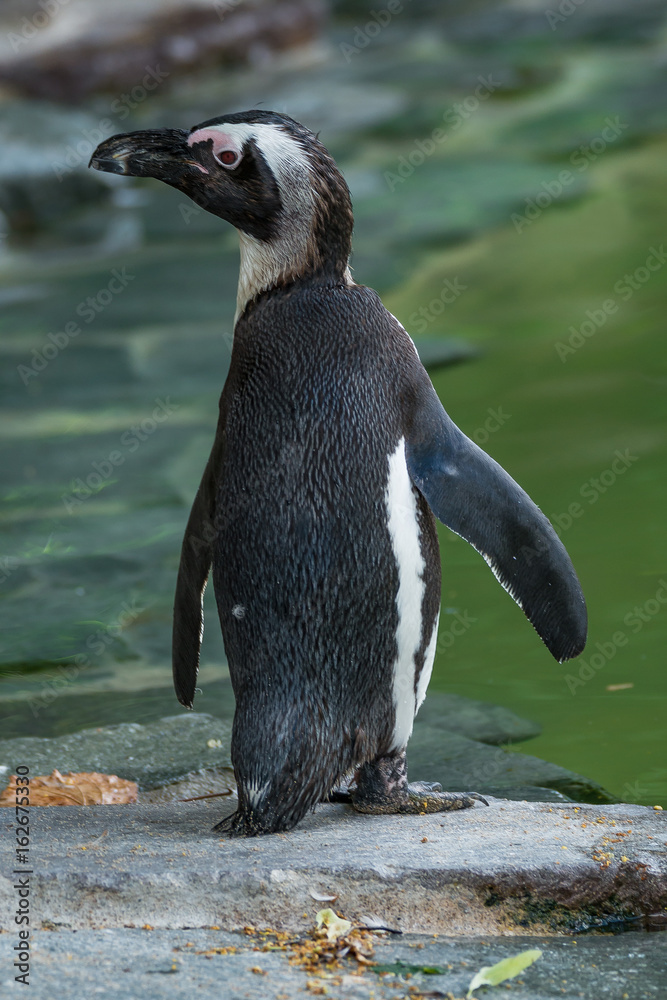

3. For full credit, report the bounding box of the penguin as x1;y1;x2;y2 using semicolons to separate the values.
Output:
90;111;587;836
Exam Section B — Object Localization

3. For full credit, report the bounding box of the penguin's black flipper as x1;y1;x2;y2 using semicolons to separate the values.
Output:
405;377;587;663
172;425;224;708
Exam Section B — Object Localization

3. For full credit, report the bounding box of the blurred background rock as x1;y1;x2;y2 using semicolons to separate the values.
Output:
0;0;665;806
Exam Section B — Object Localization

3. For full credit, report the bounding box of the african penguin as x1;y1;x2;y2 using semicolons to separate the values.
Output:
90;111;587;836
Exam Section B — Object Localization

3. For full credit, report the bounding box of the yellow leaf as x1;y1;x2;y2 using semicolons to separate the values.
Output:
467;949;542;997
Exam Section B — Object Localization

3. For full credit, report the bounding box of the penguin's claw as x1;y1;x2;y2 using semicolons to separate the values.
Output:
405;788;489;812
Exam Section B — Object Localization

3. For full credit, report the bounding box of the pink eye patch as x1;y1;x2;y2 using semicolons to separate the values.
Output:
188;127;242;167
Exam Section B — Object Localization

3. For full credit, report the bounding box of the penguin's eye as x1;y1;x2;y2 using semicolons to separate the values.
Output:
217;149;239;168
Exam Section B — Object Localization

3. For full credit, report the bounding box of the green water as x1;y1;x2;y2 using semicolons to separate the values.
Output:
0;15;665;805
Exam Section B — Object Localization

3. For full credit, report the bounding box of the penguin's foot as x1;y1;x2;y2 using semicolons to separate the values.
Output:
212;810;258;837
352;786;488;814
349;750;488;815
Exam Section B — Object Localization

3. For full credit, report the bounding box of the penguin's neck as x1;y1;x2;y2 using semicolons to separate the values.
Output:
234;230;353;323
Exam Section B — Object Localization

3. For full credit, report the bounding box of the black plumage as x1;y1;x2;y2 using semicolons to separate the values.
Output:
90;112;587;836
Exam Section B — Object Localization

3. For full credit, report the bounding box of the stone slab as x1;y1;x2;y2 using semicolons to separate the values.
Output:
1;928;665;1000
1;799;664;937
0;714;233;791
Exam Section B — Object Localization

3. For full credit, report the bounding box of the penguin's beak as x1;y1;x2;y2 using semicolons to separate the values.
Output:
89;129;208;180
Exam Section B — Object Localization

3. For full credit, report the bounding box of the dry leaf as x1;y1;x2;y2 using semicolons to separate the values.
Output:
0;770;138;806
315;909;352;941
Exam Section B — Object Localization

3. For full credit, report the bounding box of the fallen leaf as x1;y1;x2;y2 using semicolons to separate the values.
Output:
315;908;352;942
0;770;138;806
466;949;542;997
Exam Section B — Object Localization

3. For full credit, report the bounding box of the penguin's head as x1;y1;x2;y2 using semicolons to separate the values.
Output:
90;111;354;317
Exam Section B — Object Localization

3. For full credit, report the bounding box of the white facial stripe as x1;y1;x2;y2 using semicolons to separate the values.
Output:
195;122;314;182
189;122;318;321
385;437;426;751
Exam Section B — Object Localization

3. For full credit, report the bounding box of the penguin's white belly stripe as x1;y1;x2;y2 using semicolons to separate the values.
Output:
385;438;426;751
416;611;439;713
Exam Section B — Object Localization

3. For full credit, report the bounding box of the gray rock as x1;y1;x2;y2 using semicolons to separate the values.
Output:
408;725;617;804
0;799;663;936
415;689;542;744
1;928;665;1000
0;0;326;102
0;101;114;232
0;713;232;791
413;335;478;369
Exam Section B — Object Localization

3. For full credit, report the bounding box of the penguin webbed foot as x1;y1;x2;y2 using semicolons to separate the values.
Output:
353;785;487;814
348;752;488;815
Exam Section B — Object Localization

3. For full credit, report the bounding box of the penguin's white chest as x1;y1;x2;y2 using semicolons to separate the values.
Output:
384;438;438;750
